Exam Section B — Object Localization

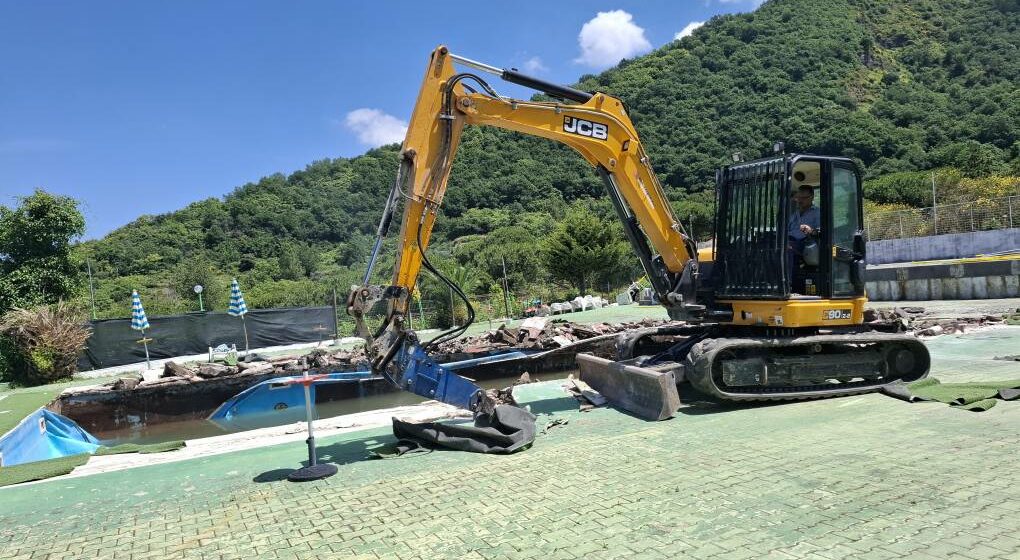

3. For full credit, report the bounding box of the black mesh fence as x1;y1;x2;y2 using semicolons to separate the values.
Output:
78;290;545;371
79;306;339;370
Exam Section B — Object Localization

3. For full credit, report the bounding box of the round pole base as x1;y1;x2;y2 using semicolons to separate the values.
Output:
287;463;338;482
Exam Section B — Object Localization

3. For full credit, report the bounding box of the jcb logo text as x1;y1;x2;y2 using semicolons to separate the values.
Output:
563;116;608;140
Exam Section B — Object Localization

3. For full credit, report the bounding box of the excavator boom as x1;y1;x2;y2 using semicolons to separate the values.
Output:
385;46;696;312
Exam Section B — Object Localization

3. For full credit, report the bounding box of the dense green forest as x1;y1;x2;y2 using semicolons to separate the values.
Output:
73;0;1020;323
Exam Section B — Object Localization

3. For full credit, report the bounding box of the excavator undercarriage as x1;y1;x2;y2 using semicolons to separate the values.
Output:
610;326;929;403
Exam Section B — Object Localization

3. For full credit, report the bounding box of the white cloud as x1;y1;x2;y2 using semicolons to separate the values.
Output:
674;21;705;41
522;56;548;74
574;10;653;69
344;108;407;147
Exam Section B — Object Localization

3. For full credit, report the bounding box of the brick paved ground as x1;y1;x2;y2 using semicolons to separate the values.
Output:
1;329;1020;559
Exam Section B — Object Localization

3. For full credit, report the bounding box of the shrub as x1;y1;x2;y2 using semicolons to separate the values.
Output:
0;302;91;386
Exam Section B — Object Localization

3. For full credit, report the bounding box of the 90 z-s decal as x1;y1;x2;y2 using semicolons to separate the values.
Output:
824;309;852;320
563;116;608;140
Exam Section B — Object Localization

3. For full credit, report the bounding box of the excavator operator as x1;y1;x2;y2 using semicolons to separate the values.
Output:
788;185;821;293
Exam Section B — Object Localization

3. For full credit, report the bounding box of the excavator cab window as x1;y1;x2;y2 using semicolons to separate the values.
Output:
829;162;865;297
714;154;865;301
789;160;824;296
791;156;865;299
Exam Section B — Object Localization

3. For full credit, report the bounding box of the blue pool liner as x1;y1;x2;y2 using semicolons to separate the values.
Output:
0;408;100;468
208;351;532;431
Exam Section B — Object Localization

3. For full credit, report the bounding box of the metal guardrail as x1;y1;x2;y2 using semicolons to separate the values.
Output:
865;196;1018;241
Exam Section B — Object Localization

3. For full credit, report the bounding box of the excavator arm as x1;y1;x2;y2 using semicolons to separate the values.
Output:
348;46;699;412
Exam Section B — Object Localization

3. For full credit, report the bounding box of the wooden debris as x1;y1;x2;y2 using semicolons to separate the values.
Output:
562;374;608;410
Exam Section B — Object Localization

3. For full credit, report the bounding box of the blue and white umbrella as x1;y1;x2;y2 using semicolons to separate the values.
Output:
130;290;152;369
228;278;248;317
130;290;149;331
228;278;250;352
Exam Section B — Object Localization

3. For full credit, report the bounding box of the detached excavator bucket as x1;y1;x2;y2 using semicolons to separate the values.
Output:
576;354;681;421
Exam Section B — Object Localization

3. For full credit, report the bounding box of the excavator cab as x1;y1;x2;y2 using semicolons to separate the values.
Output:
709;154;866;305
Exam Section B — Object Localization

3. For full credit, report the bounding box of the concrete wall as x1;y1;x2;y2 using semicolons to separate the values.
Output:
867;228;1020;265
866;258;1020;301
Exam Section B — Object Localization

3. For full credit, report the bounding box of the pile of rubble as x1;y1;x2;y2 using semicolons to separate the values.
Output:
99;317;674;392
105;347;371;392
864;306;1017;336
434;316;674;354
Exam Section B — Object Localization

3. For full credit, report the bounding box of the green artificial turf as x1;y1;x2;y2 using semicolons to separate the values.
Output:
0;442;187;487
0;453;90;487
95;440;186;455
905;377;1020;411
0;391;59;435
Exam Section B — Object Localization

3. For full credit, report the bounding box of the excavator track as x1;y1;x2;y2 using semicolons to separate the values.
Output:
684;332;930;402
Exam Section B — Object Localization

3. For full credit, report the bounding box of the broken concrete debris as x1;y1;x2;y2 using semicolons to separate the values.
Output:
162;361;194;379
433;317;674;354
236;361;275;376
864;306;1012;336
197;363;235;379
111;376;141;391
514;372;537;385
562;374;608;411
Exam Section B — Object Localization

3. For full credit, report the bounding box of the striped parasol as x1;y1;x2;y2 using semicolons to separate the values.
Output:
130;290;150;331
228;278;250;352
228;278;248;317
130;290;152;369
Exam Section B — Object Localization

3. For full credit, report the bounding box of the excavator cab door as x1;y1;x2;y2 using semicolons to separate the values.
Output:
789;155;867;299
827;160;867;297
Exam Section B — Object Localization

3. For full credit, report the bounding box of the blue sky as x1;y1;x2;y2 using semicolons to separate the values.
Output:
0;0;761;239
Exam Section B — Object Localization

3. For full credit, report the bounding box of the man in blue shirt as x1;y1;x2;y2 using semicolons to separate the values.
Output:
788;186;820;293
789;186;820;243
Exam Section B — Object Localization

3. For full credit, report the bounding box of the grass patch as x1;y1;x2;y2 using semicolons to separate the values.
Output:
0;453;89;487
0;391;60;435
0;375;125;437
0;442;185;488
95;440;186;455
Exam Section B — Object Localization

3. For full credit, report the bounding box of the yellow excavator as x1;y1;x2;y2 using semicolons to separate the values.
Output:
348;46;929;413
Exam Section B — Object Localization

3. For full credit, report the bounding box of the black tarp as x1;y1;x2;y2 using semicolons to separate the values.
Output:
78;306;337;370
389;405;537;454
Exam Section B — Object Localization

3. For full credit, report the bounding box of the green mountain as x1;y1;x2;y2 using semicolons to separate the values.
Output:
82;0;1020;319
